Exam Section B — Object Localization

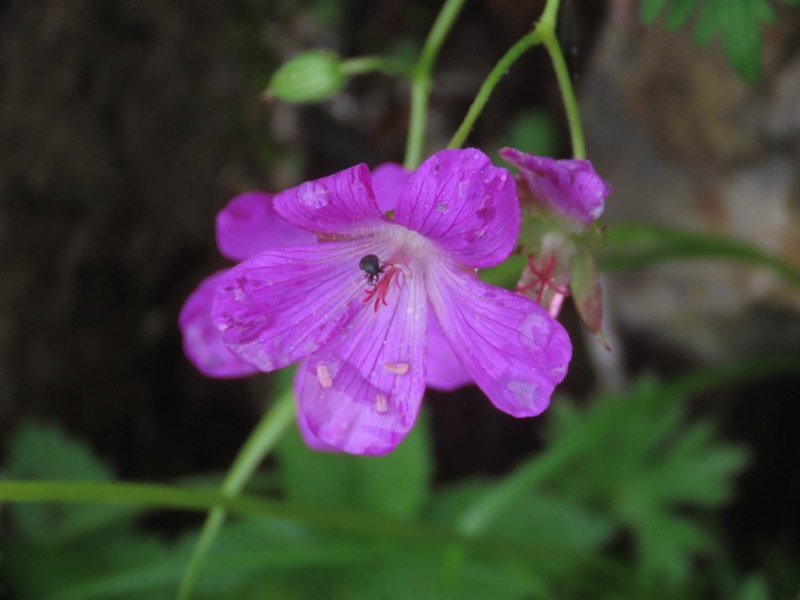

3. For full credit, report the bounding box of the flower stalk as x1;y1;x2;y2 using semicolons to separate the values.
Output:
404;0;468;170
175;389;296;600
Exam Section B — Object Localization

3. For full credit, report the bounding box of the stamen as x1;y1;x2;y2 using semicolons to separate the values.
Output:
384;362;409;375
316;364;333;388
375;393;389;414
361;264;408;312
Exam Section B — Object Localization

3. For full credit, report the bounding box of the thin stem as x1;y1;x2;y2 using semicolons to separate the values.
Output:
340;56;411;77
539;0;562;31
448;29;543;150
404;0;467;170
540;28;585;159
448;0;586;159
175;389;296;600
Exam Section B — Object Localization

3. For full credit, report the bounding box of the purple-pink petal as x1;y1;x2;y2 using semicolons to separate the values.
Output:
179;270;259;378
212;239;380;372
371;162;411;213
427;266;571;418
216;191;316;262
425;311;472;391
294;275;428;455
395;148;519;269
499;147;609;226
274;164;387;236
294;371;341;452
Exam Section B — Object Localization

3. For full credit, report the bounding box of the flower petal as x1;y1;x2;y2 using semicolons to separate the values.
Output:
427;267;572;417
425;310;472;391
499;147;610;226
294;370;341;452
179;270;259;378
274;164;387;236
395;148;518;269
294;272;427;455
371;162;410;213
216;192;316;261
212;239;377;372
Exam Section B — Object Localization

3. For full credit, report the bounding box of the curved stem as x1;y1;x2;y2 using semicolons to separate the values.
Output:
448;29;543;150
404;0;467;170
175;389;296;600
448;0;586;159
540;27;585;159
340;56;411;77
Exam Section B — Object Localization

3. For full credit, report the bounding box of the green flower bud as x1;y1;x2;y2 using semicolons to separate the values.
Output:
265;50;345;103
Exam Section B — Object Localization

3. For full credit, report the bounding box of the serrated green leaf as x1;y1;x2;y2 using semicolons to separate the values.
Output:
666;0;701;30
720;0;763;83
635;513;710;583
642;0;671;24
277;410;431;518
693;0;724;45
753;0;777;22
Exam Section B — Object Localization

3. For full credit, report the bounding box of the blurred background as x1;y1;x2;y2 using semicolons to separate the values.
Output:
1;0;799;598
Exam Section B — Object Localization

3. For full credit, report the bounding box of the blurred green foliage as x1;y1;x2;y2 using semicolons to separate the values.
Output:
639;0;798;83
5;372;792;599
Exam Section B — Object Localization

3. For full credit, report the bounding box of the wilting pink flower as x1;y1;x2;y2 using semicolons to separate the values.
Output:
212;148;572;455
499;148;609;227
499;147;610;338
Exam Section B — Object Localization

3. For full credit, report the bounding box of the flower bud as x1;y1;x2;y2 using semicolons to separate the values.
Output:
265;50;345;103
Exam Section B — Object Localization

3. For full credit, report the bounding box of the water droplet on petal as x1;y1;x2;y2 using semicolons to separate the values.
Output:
375;393;389;414
384;362;409;375
316;364;333;388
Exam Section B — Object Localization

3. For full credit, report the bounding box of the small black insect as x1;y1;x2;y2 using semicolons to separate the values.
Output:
359;254;386;286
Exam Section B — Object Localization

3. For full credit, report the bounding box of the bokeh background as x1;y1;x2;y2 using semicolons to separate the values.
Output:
2;0;799;597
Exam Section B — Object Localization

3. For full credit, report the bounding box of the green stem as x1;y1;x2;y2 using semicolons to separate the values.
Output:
540;28;585;159
175;389;296;600
340;56;411;77
448;29;543;150
404;0;467;170
448;0;586;159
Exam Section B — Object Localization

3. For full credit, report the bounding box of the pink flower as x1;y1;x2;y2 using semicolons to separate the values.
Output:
210;149;572;455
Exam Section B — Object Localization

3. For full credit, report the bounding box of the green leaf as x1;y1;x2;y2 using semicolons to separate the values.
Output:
5;522;169;600
693;0;724;45
598;222;800;291
753;0;777;22
733;574;771;600
5;422;134;543
642;0;671;24
642;0;779;83
277;409;431;519
720;0;763;83
666;0;700;30
457;374;751;583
